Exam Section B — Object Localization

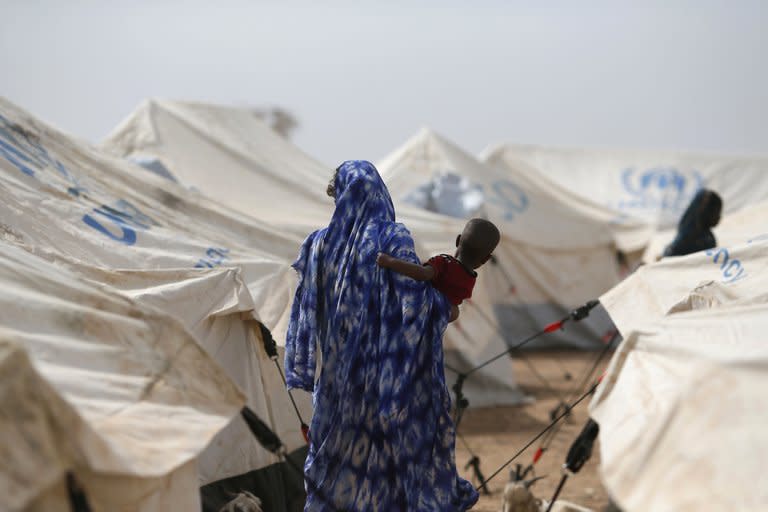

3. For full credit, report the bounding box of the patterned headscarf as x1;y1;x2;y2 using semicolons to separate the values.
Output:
285;160;477;511
286;160;396;391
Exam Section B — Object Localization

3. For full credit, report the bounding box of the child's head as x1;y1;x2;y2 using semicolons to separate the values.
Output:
455;218;501;269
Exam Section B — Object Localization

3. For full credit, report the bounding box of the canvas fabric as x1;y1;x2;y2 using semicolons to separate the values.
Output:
592;237;768;511
0;242;243;511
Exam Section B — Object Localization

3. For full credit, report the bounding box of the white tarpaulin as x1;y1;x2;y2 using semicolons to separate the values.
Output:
377;129;619;349
66;265;308;487
103;100;525;406
600;240;768;336
0;242;244;511
0;99;299;336
0;97;311;509
591;239;768;511
482;143;768;251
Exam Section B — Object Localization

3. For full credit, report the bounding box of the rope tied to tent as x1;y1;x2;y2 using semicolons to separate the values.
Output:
442;299;601;496
455;430;490;495
259;324;310;444
535;330;619;464
544;419;600;512
239;406;340;512
479;379;601;488
462;300;574;395
66;472;92;512
447;300;600;433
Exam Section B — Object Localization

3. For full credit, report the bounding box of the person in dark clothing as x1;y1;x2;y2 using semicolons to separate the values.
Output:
663;189;723;257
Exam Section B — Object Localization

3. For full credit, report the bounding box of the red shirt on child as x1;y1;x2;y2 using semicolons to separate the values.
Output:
426;254;477;306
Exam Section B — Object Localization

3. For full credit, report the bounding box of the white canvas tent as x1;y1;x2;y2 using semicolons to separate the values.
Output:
0;98;311;511
66;266;307;493
482;143;768;251
0;241;244;511
377;128;620;349
103;100;525;407
104;99;333;237
591;236;768;510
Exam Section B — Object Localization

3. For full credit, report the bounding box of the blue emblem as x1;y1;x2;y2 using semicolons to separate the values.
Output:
487;180;529;221
618;167;704;215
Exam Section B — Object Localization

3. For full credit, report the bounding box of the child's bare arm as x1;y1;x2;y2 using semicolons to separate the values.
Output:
377;253;436;281
378;253;460;322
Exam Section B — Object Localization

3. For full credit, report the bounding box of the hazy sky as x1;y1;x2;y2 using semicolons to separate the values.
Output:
2;0;766;165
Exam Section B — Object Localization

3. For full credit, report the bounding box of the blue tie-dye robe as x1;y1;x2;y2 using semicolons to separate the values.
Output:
285;161;478;511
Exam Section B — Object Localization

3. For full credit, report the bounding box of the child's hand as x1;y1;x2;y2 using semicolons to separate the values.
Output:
449;304;460;323
376;252;393;268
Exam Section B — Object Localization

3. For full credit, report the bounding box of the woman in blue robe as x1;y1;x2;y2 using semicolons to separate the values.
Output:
285;160;478;511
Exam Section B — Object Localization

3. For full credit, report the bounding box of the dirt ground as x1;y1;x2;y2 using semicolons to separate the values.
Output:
454;350;612;512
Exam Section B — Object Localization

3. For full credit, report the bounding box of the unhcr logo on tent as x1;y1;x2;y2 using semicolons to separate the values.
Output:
0;113;87;196
0;113;158;246
487;180;529;221
617;167;703;217
0;113;227;268
401;171;485;219
400;171;529;221
706;247;747;284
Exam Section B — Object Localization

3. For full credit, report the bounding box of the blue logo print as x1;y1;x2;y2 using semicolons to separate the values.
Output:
487;180;529;221
618;167;703;214
195;247;231;268
705;247;747;284
0;113;228;267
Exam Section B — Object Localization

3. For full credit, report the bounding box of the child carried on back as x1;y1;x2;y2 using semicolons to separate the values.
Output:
377;218;500;322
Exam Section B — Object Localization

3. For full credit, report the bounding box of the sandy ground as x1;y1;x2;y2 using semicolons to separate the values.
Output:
454;350;612;512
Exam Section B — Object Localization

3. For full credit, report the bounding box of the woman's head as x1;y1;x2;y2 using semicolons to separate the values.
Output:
679;188;723;231
699;190;722;228
326;166;340;198
327;160;395;222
